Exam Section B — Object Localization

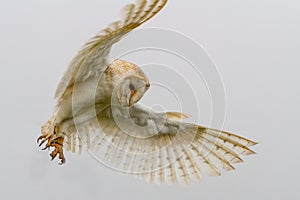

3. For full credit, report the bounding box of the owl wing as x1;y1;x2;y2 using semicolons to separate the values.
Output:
64;104;257;184
55;0;168;103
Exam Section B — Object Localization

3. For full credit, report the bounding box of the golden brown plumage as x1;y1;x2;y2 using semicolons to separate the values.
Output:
37;0;257;184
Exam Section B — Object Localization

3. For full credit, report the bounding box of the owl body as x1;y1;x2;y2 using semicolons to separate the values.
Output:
51;59;148;134
38;0;256;184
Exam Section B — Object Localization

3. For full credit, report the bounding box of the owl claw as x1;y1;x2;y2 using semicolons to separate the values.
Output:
37;133;52;146
38;132;66;165
49;137;65;164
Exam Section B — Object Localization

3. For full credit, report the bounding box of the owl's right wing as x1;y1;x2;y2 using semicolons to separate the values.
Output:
55;0;168;103
64;104;257;184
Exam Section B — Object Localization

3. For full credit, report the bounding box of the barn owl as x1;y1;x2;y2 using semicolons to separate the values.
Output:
37;0;257;184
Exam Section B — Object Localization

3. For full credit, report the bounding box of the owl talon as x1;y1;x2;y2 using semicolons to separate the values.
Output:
38;132;65;164
42;145;50;151
37;133;52;146
50;149;58;160
50;137;65;164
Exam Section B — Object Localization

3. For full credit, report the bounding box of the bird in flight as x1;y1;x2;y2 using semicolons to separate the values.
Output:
37;0;257;184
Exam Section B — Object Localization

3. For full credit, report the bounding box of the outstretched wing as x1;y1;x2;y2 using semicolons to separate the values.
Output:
64;104;257;184
55;0;168;103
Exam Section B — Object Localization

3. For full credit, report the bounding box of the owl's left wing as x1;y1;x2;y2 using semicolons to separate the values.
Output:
64;104;257;184
55;0;168;103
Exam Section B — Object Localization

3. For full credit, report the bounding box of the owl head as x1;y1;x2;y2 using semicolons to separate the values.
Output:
116;75;150;107
108;60;150;107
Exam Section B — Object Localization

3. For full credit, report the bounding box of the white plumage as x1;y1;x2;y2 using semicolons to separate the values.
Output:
37;0;257;184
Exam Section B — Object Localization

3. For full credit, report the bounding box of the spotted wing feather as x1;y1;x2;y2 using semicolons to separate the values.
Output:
65;104;256;184
55;0;168;104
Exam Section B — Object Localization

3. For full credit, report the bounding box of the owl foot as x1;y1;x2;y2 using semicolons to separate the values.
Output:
37;128;66;165
49;137;65;165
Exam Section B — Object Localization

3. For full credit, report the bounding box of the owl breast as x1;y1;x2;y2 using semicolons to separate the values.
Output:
54;59;148;125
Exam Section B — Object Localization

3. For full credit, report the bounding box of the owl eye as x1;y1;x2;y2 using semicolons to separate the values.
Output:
129;83;135;91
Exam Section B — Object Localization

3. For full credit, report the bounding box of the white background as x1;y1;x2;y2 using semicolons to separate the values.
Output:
0;0;299;199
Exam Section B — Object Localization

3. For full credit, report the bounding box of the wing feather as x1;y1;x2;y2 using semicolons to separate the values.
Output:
55;0;168;103
64;104;256;184
183;150;202;181
204;129;257;155
195;138;235;171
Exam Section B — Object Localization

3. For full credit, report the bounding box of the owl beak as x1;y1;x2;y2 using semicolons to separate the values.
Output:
129;90;137;107
146;83;150;89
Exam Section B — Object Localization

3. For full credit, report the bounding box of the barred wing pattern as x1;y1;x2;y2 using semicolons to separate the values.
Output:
64;104;257;184
54;0;168;103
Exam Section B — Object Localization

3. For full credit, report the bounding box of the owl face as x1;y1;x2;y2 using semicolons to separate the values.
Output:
117;76;150;107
